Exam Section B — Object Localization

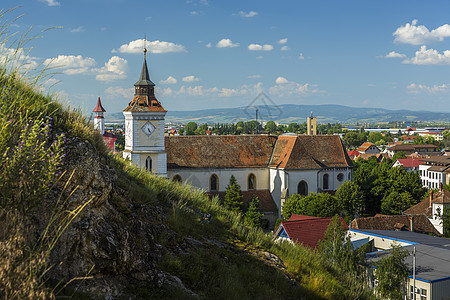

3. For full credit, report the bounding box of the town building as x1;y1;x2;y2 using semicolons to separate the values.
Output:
386;144;440;157
307;112;317;135
418;156;450;189
357;142;380;154
392;158;424;173
122;50;353;221
93;96;117;151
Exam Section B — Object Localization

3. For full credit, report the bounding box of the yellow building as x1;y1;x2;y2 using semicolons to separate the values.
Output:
307;112;317;135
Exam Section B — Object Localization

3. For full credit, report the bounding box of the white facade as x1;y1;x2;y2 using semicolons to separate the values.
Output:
419;164;446;189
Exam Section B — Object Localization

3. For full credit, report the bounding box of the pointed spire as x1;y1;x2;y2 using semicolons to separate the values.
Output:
93;96;106;112
134;48;155;87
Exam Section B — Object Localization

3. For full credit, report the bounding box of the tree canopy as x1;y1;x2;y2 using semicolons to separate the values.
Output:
224;175;244;213
282;193;338;219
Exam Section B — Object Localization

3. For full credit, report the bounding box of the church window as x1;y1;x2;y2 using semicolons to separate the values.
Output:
248;174;256;190
145;156;152;172
323;174;329;190
337;173;344;182
172;175;182;183
210;174;219;191
297;181;308;196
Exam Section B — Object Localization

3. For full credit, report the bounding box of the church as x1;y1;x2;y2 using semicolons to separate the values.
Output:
111;49;353;223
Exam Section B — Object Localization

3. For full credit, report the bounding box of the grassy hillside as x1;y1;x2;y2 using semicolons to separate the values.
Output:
0;25;376;300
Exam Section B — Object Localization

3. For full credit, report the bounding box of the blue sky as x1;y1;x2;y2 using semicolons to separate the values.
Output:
5;0;450;115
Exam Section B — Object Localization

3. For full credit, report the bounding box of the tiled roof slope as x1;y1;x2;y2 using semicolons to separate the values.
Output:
280;216;348;248
288;214;320;221
269;135;353;169
389;144;439;151
166;135;277;169
123;95;166;112
395;158;424;168
207;190;278;213
404;189;450;216
357;142;376;152
351;215;440;236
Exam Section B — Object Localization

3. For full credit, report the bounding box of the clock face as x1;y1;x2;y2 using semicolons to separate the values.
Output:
141;121;156;136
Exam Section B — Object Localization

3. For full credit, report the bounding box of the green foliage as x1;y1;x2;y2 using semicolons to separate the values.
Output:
381;191;417;215
264;120;277;133
442;207;450;238
185;121;197;135
412;135;439;146
368;131;383;144
392;151;406;160
335;181;364;222
244;196;263;228
374;245;409;299
343;130;367;148
282;193;338;219
224;175;244;213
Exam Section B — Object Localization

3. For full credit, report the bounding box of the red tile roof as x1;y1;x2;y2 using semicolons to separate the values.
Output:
166;135;277;169
123;95;167;112
395;158;424;168
351;215;440;236
357;142;376;152
348;150;360;156
389;144;439;151
277;216;348;248
269;135;353;169
93;96;106;112
288;214;320;221
207;190;278;213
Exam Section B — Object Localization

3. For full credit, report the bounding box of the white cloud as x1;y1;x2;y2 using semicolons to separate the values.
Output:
182;75;199;82
115;39;186;54
70;26;84;33
248;44;273;51
403;45;450;65
40;0;60;7
94;56;128;81
190;11;199;15
384;51;406;58
393;20;450;45
275;76;289;84
298;53;305;60
162;87;173;96
236;11;258;18
105;86;134;98
205;42;212;48
248;74;262;79
159;76;177;84
278;38;288;44
280;45;290;51
0;45;39;72
44;55;96;74
407;83;450;94
216;38;239;48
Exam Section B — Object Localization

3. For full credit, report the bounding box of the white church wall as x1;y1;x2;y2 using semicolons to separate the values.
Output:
286;170;318;196
269;168;286;214
168;167;269;192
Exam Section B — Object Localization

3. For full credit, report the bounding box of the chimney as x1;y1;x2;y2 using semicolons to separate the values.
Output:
409;217;414;232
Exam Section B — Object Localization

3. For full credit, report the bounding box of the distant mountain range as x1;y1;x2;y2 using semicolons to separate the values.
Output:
107;104;450;124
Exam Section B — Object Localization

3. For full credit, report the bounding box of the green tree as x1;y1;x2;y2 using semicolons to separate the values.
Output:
244;196;263;228
224;175;244;212
380;191;417;215
442;207;450;238
287;122;299;133
185;122;198;135
392;151;406;160
264;121;277;134
368;131;383;144
374;245;409;300
282;193;338;219
335;181;364;222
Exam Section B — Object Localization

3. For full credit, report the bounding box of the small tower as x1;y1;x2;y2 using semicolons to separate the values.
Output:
122;48;167;176
307;111;317;135
93;96;106;135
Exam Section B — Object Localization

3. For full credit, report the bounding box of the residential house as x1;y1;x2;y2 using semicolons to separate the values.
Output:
392;158;424;173
350;229;450;300
273;214;347;248
402;135;419;144
386;144;440;157
357;142;381;154
404;187;450;234
419;156;450;189
419;131;444;141
347;150;360;160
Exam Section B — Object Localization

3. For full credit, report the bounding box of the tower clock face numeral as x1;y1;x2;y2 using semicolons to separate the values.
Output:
141;121;156;136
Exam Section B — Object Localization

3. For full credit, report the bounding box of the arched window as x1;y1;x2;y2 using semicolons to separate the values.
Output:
172;175;182;183
145;156;152;172
248;173;256;190
323;174;329;190
297;181;308;196
210;174;218;191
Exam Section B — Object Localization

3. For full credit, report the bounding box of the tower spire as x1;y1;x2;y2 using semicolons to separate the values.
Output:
135;47;155;87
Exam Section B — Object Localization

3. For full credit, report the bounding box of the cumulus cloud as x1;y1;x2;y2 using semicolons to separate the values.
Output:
94;56;128;81
281;45;290;51
205;42;212;48
105;86;134;98
40;0;60;7
236;11;258;18
403;45;450;65
248;44;273;51
383;51;406;58
407;83;450;94
44;55;96;74
278;38;288;44
182;75;200;82
298;53;305;60
70;26;84;33
114;39;186;54
0;45;39;72
216;38;239;48
275;76;289;84
248;74;262;79
159;76;177;84
393;20;450;45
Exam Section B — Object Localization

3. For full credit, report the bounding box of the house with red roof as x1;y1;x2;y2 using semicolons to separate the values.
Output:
273;214;347;248
392;158;424;173
347;150;360;160
92;97;116;152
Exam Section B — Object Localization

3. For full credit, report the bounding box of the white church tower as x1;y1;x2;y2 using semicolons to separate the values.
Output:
122;48;167;176
93;96;106;135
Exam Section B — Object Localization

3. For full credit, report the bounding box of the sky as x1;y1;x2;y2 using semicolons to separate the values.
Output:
4;0;450;116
